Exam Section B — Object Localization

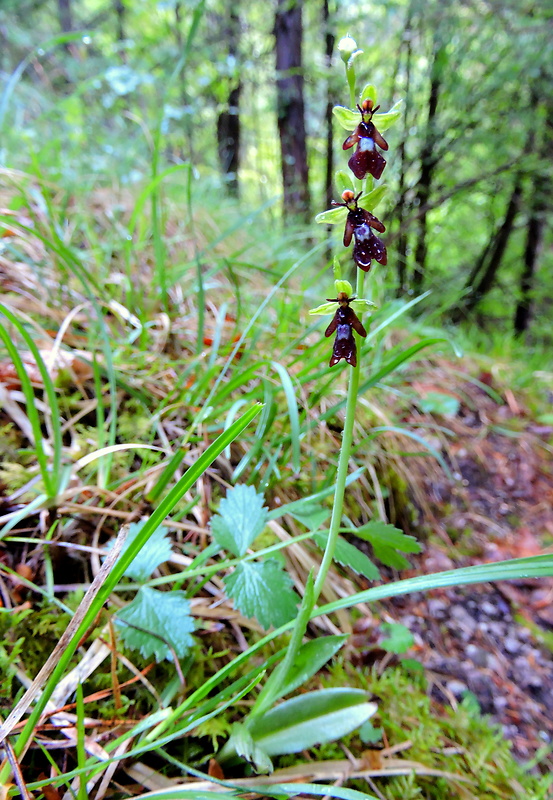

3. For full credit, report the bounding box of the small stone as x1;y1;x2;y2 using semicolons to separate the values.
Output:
447;680;468;697
427;599;447;619
480;600;497;617
504;637;520;654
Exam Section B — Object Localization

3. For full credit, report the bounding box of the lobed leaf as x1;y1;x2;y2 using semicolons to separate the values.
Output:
223;560;299;629
116;587;195;662
354;521;422;553
211;484;268;556
314;532;380;581
108;520;173;582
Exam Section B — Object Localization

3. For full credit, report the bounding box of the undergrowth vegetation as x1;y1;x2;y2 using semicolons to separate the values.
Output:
0;14;553;800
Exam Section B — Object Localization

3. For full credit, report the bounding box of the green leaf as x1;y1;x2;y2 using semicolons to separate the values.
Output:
374;99;403;131
380;622;414;654
116;587;195;662
224;560;299;629
371;543;411;570
228;723;273;774
289;501;330;530
277;635;348;699
314;532;380;581
359;719;383;744
211;484;268;556
354;521;422;553
332;105;360;130
107;520;172;582
315;205;347;225
261;784;379;800
249;688;377;756
418;391;460;417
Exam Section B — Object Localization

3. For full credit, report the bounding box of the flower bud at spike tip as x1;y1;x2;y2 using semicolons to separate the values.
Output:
338;36;358;64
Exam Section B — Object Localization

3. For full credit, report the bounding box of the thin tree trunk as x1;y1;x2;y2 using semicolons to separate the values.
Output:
58;0;72;32
322;0;334;211
395;0;414;296
514;95;552;334
412;42;444;292
114;0;125;45
462;177;523;315
216;8;241;197
275;0;310;221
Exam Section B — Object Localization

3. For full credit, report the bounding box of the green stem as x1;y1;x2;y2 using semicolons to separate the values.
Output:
313;270;365;602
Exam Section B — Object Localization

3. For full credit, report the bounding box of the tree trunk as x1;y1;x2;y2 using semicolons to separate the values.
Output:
216;8;241;197
275;0;310;221
514;94;552;334
461;177;523;316
395;0;414;296
412;41;444;292
58;0;72;32
114;0;125;45
322;0;334;212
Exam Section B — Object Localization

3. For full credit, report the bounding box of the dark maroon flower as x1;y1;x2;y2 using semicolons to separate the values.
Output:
325;292;367;367
342;98;389;180
332;190;387;272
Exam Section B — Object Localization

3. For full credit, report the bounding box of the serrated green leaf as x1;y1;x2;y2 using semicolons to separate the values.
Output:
332;105;360;130
106;520;172;582
314;532;380;580
357;185;387;212
315;206;347;225
380;622;414;654
360;83;377;105
289;501;330;529
371;542;411;570
249;688;377;756
224;560;299;629
211;484;268;556
116;587;195;662
374;99;403;131
354;521;422;553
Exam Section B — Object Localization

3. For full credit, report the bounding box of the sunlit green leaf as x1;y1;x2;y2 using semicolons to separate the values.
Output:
116;587;194;662
224;560;299;629
249;688;377;755
354;521;422;553
107;520;172;582
211;484;268;556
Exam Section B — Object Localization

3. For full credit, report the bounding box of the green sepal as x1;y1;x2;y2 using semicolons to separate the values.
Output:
335;169;354;195
360;83;377;105
332;105;360;131
315;205;347;225
358;184;387;211
334;279;353;296
350;298;376;314
309;302;338;316
374;99;403;131
333;99;403;132
315;185;387;225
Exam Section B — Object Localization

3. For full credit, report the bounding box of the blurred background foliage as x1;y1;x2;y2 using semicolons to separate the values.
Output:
0;0;551;340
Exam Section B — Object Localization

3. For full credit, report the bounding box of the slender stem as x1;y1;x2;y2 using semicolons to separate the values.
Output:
314;269;365;602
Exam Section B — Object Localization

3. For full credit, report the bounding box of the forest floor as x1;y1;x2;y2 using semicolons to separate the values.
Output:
358;375;553;765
